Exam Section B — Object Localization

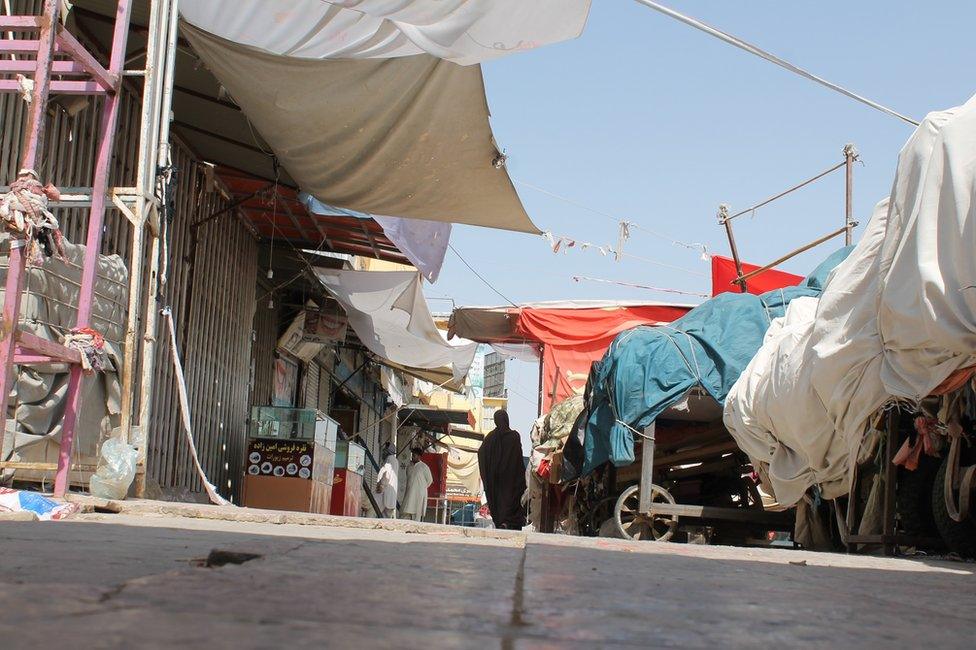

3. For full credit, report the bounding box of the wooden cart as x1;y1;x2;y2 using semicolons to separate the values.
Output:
611;408;793;544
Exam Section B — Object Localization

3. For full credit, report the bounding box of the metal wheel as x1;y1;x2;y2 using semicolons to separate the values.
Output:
614;483;678;542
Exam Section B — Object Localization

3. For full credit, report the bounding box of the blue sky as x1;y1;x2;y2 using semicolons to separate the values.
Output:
427;0;975;440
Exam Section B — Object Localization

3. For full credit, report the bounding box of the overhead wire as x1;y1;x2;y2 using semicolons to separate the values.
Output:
514;178;709;254
633;0;920;126
448;243;519;307
572;275;708;298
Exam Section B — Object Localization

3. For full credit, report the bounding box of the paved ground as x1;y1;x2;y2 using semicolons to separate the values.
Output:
1;505;974;648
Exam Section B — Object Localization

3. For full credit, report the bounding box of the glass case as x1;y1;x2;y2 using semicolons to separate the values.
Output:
249;406;338;449
335;440;367;476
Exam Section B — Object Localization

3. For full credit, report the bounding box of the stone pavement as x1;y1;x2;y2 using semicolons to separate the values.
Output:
0;506;974;648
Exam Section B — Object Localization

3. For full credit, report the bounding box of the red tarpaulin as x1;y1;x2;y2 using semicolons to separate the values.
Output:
515;305;690;412
710;255;804;296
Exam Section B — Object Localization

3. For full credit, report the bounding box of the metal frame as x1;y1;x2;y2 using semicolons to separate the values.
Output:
0;1;181;497
832;410;938;556
626;421;793;540
718;144;858;292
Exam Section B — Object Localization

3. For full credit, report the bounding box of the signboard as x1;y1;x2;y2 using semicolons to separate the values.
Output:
303;306;348;343
466;344;490;399
484;351;506;398
246;439;314;480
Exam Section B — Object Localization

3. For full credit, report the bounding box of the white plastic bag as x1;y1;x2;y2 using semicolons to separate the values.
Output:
89;437;138;500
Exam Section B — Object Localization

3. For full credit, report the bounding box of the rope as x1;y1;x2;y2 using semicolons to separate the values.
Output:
62;327;108;374
657;325;704;384
572;275;708;298
161;307;232;506
0;169;65;265
516;178;710;255
604;377;655;441
633;0;920;127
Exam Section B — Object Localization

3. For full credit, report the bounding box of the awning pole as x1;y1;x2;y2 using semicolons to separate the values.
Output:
718;204;748;293
536;344;544;417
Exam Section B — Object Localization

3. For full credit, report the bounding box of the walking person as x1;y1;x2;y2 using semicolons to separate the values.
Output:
478;410;527;530
375;452;399;518
401;447;433;521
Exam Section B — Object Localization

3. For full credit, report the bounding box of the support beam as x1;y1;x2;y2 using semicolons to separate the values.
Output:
55;25;119;92
55;0;134;497
844;143;857;246
718;204;747;293
638;423;656;513
735;225;850;285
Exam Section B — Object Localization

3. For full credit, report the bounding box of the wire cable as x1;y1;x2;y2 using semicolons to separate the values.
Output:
448;243;518;307
515;178;708;254
633;0;920;127
572;275;708;298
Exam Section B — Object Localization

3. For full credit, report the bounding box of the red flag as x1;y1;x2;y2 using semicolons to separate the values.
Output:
711;255;803;296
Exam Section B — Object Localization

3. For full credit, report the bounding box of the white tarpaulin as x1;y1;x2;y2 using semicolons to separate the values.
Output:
724;95;976;507
315;269;478;382
180;0;591;66
300;192;451;283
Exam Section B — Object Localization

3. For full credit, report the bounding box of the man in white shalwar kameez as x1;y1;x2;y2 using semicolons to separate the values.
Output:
401;448;432;521
375;454;399;518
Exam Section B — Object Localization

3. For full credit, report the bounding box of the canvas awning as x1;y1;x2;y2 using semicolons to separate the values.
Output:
401;406;476;430
301;193;450;284
181;22;540;233
449;300;696;411
180;1;592;66
314;269;478;385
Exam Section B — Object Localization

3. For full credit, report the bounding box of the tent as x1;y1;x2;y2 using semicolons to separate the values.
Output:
449;301;693;411
584;247;852;474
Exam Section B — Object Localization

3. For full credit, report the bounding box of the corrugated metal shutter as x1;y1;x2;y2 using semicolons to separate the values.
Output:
303;362;320;409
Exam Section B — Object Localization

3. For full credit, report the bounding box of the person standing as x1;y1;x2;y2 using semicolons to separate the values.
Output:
478;410;527;530
401;448;432;521
374;453;399;518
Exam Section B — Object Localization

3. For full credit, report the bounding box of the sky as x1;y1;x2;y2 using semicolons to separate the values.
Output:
424;0;976;443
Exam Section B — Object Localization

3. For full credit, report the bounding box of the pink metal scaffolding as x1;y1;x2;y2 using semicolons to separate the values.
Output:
0;0;132;496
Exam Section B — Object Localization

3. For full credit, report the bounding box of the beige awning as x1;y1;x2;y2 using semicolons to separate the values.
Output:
182;23;539;233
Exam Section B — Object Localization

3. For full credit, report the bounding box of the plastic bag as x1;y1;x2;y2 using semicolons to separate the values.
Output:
89;437;138;500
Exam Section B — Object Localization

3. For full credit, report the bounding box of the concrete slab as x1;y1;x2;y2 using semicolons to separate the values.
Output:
0;511;973;648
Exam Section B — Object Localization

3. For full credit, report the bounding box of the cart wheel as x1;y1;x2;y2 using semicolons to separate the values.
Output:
614;483;678;542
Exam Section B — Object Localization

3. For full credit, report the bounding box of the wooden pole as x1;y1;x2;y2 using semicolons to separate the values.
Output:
718;204;747;293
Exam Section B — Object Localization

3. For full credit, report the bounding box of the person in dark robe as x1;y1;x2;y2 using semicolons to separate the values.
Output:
478;409;527;529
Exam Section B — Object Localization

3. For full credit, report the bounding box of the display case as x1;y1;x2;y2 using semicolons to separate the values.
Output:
242;407;338;514
330;440;366;517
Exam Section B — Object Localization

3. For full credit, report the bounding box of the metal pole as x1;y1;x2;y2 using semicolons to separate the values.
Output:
735;225;850;285
536;344;544;417
137;0;180;477
55;0;134;497
0;0;60;464
638;422;656;514
718;204;747;293
844;143;856;246
120;0;169;453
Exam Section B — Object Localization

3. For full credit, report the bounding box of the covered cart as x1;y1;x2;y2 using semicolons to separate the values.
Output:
724;95;976;556
574;248;850;543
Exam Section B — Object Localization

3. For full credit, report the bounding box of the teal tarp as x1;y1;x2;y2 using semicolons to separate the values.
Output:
584;247;852;473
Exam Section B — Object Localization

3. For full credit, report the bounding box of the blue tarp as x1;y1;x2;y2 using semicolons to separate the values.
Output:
584;247;853;474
